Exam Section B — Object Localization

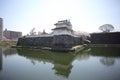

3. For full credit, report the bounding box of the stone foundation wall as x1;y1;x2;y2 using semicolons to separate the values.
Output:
17;36;53;47
17;32;120;50
90;32;120;44
17;35;81;49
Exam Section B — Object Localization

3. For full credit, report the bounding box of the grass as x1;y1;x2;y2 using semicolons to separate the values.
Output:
0;41;16;47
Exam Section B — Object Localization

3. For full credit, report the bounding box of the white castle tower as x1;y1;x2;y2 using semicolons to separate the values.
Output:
0;18;3;41
52;20;73;35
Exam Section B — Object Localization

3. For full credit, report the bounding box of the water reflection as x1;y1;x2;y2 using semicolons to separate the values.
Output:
89;47;120;57
0;47;17;72
0;47;2;71
100;57;115;66
75;48;91;61
89;47;120;66
3;47;17;56
0;47;120;79
17;47;120;77
17;49;75;78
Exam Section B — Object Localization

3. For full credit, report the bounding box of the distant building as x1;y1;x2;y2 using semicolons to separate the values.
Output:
3;29;22;41
0;18;3;41
52;20;73;35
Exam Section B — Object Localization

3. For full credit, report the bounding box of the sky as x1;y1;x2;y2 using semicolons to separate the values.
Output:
0;0;120;35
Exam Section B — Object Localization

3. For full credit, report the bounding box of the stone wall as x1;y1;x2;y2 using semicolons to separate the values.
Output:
17;32;120;50
17;35;81;50
17;36;53;48
52;35;81;51
90;32;120;44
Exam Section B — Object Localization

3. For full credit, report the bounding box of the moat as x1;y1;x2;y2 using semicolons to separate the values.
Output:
0;47;120;80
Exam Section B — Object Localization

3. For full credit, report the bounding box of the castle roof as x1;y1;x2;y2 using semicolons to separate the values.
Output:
52;27;72;31
54;20;72;26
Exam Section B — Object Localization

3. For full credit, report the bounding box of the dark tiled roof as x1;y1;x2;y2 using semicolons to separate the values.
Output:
52;27;72;30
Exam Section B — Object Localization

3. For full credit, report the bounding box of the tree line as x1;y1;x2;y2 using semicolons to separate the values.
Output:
27;28;48;36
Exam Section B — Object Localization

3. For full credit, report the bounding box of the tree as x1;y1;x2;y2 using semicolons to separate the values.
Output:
100;57;115;66
38;31;42;35
42;29;48;34
73;31;91;44
29;28;36;35
99;24;114;32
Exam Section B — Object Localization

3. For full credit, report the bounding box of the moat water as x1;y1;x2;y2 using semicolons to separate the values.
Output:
0;47;120;80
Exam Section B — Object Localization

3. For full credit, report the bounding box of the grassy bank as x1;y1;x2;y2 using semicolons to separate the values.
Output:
89;44;120;47
0;41;16;47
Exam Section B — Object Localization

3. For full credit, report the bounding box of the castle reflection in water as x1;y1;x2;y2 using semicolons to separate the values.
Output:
0;47;120;78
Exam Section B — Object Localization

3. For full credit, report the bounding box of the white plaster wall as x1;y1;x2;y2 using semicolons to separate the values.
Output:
52;29;72;35
56;24;72;30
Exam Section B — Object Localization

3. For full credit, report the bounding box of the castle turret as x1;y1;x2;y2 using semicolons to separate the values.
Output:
52;20;73;35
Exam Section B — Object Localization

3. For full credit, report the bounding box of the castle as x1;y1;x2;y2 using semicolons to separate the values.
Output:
17;20;81;51
52;20;73;35
26;20;74;37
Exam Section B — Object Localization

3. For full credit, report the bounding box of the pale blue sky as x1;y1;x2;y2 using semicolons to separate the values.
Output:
0;0;120;35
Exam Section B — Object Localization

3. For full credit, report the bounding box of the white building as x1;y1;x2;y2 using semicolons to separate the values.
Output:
52;20;73;35
0;18;3;41
3;29;22;41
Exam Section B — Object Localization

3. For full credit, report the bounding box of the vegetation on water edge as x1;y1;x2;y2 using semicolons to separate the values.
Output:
0;41;16;46
88;44;120;47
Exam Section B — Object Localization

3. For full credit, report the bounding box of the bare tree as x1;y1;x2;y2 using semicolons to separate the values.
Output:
42;29;48;34
100;57;115;66
99;24;114;32
29;28;36;36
